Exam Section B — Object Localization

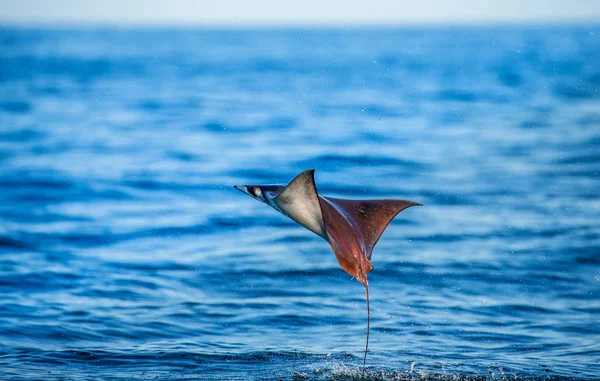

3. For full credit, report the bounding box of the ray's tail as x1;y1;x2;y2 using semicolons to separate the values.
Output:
363;282;370;372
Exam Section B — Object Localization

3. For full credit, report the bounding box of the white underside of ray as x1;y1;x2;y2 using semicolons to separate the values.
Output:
270;169;328;240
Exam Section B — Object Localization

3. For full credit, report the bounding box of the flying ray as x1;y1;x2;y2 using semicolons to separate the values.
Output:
235;169;420;371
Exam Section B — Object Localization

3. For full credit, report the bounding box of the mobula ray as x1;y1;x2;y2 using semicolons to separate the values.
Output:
235;169;420;370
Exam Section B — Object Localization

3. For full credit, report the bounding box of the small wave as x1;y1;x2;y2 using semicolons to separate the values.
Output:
0;100;31;114
304;154;423;169
323;364;584;381
556;153;600;165
554;81;599;100
436;89;478;103
0;236;33;250
5;348;590;380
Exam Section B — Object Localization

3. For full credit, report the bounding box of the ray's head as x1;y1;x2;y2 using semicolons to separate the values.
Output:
234;184;268;204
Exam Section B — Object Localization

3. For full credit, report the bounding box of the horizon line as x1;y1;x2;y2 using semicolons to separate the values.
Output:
1;18;599;30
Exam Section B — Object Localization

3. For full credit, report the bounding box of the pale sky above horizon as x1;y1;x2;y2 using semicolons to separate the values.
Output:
1;0;599;26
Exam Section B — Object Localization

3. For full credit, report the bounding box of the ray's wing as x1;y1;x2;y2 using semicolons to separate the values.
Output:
318;197;373;285
271;169;328;240
321;197;421;260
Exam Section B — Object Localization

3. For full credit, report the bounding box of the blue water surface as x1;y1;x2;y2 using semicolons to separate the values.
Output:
0;25;599;380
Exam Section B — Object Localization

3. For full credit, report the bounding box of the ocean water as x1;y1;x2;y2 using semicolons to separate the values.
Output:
0;25;599;380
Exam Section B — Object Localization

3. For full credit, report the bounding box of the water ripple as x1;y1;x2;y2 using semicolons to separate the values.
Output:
1;25;599;380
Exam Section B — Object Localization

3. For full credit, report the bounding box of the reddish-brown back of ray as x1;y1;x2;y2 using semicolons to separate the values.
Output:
318;197;421;284
318;199;372;284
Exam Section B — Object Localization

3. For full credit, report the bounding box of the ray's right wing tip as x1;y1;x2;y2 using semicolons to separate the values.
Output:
399;199;422;207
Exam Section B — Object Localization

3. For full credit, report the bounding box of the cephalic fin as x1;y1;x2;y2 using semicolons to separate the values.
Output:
272;169;328;240
321;197;421;260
